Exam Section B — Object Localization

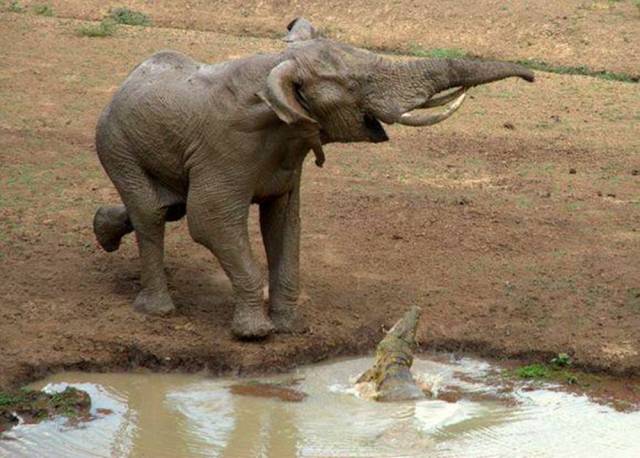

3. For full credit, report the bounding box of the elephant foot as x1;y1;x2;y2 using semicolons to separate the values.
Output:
232;305;275;340
271;305;308;334
93;206;132;252
133;289;176;315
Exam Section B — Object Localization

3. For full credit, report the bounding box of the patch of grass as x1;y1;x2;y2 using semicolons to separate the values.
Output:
516;363;550;379
627;288;640;310
409;45;468;59
33;4;53;16
516;196;533;209
0;392;23;407
585;284;610;307
510;353;579;385
400;44;638;83
516;59;639;83
109;7;150;26
566;202;582;212
551;352;572;367
0;387;91;430
77;19;117;38
7;0;24;12
494;90;515;99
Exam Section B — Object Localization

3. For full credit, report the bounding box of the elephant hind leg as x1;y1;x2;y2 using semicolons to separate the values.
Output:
125;191;182;316
94;205;133;252
93;202;185;252
100;167;183;315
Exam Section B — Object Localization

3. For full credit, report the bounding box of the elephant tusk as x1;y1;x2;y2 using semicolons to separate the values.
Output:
396;91;467;127
419;87;466;109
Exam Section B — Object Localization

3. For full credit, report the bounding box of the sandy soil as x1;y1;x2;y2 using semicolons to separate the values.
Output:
0;6;639;391
13;0;640;75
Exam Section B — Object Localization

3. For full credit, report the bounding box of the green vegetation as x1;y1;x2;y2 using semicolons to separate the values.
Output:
33;4;53;16
566;202;583;212
627;288;640;310
0;391;22;407
76;7;150;37
77;18;118;38
516;363;550;379
109;7;151;26
0;387;91;432
515;59;638;83
510;353;578;385
409;45;468;59
406;46;638;83
550;352;572;367
7;0;24;13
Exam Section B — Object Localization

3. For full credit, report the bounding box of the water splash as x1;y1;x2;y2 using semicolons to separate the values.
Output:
1;356;639;458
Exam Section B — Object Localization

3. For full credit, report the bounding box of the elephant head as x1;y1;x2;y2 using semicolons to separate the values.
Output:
259;18;534;149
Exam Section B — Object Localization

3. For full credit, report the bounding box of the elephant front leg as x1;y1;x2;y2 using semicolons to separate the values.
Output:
188;188;274;339
259;177;306;334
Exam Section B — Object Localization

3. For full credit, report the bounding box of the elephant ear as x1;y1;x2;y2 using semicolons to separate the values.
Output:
283;17;318;43
257;60;317;125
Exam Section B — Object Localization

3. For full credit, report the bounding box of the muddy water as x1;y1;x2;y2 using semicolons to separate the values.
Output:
2;356;640;457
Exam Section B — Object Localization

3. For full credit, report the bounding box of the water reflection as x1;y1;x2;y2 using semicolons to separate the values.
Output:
1;357;639;458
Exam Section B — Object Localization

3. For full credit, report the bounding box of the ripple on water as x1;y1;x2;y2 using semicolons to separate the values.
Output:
1;357;639;458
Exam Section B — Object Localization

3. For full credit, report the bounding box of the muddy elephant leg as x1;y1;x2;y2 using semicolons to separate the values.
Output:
94;198;184;314
187;185;274;339
128;201;176;316
93;205;134;252
259;169;305;333
94;202;186;253
102;157;177;315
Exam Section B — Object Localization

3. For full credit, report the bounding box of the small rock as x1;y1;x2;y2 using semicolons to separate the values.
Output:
569;168;577;174
391;234;403;240
632;170;639;176
606;193;616;198
503;122;515;130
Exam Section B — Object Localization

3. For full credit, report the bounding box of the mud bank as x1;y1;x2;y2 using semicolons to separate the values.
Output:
1;9;639;394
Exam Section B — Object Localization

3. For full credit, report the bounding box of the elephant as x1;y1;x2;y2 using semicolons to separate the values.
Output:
92;18;534;339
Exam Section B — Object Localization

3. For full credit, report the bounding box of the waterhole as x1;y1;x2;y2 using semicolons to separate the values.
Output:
1;356;639;457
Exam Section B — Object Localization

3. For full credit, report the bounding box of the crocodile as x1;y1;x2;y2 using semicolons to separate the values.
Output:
356;306;425;402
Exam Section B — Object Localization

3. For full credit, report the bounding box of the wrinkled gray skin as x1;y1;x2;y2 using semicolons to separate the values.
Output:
93;18;534;339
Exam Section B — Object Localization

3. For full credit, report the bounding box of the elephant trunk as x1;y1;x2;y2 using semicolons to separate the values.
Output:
415;58;534;93
365;57;534;124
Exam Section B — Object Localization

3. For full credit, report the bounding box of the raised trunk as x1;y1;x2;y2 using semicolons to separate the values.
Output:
366;57;534;123
415;58;534;93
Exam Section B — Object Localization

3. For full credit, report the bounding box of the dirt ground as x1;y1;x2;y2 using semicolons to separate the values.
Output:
12;0;640;75
0;3;639;392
